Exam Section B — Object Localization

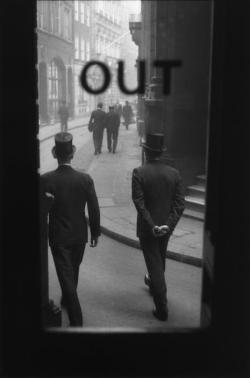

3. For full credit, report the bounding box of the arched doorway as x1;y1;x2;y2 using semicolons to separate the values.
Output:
48;58;66;122
38;62;48;123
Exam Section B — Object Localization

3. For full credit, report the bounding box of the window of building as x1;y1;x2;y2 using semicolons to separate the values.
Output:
80;38;85;61
50;1;60;35
63;6;72;41
37;1;43;29
100;38;104;54
74;1;79;21
48;60;63;118
86;41;90;61
99;0;104;14
80;2;85;24
37;1;49;31
78;86;84;104
68;8;73;40
86;5;90;26
75;34;79;59
96;37;100;54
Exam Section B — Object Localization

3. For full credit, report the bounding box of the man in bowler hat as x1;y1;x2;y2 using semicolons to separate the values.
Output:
41;132;101;326
88;102;107;155
132;133;185;321
106;105;120;153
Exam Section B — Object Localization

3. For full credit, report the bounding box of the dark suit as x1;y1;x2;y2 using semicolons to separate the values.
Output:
132;160;185;312
41;165;100;326
106;111;120;152
88;108;107;153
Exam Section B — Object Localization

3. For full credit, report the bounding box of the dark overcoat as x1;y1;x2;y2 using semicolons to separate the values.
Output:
88;108;106;136
132;161;185;238
122;104;133;123
106;111;120;131
41;165;100;246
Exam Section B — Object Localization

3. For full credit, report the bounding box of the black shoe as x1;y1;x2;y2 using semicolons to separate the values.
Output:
94;151;98;155
152;309;168;321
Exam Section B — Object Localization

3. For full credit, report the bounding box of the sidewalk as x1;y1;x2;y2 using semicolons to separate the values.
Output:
39;115;89;141
40;120;204;267
85;124;204;267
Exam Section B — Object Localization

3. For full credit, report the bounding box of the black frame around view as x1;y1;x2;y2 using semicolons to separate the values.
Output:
1;1;249;376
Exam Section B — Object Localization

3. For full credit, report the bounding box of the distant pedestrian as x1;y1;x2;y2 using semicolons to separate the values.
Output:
122;100;133;130
58;100;69;132
106;105;120;153
114;101;122;120
88;102;106;155
132;133;185;321
41;132;101;327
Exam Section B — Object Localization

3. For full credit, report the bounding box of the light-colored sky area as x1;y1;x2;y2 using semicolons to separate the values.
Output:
122;0;141;14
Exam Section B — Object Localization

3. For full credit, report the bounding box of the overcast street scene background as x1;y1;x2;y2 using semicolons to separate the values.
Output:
38;0;213;329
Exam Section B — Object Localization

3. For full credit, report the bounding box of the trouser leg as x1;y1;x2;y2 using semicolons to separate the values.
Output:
98;127;104;153
140;236;169;312
93;132;99;153
51;244;83;326
112;129;118;152
70;244;85;287
107;129;112;151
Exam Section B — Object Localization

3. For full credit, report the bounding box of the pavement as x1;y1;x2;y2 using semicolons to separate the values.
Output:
49;234;202;329
38;115;90;141
40;117;204;267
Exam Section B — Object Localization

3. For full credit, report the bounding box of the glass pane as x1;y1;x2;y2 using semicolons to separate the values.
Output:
38;0;213;331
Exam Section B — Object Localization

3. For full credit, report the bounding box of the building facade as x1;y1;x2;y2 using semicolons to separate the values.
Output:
130;0;212;189
37;1;74;124
119;1;139;105
92;0;123;110
73;1;94;116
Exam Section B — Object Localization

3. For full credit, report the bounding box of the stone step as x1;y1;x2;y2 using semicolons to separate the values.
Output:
185;196;205;213
183;208;205;221
187;185;206;200
196;174;206;186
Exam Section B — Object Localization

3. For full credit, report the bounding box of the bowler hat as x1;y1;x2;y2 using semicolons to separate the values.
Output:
53;132;75;157
142;133;166;152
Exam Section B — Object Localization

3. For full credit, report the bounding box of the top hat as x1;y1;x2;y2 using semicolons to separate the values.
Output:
53;132;75;157
142;133;166;152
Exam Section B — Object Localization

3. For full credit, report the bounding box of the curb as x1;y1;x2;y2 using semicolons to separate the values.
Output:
40;123;203;268
100;223;203;268
39;123;88;143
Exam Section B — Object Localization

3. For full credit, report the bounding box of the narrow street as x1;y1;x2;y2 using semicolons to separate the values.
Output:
41;122;203;329
49;234;202;329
